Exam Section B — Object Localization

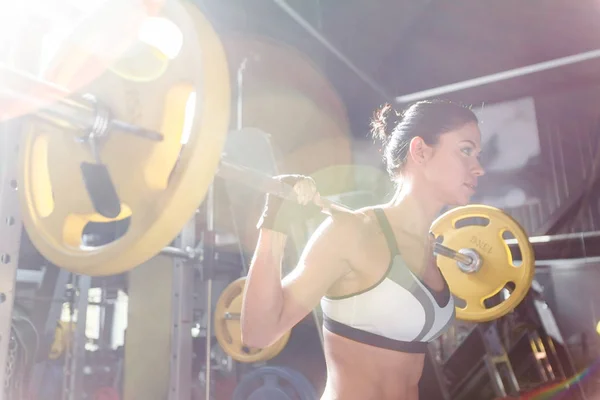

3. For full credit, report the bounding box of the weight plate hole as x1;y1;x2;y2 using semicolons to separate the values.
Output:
453;295;467;309
82;218;130;247
502;230;522;267
483;281;516;309
454;216;490;229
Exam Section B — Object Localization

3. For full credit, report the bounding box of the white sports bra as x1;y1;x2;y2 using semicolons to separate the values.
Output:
320;208;455;353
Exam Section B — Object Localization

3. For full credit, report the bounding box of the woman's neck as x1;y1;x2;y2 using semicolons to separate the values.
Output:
386;177;444;238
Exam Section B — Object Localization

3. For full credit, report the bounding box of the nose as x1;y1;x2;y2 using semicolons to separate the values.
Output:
472;159;485;177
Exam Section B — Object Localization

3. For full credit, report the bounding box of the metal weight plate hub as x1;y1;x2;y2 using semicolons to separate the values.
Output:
430;204;535;322
18;1;230;275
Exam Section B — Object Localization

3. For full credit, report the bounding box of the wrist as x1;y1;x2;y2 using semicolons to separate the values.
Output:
256;193;322;235
258;228;289;246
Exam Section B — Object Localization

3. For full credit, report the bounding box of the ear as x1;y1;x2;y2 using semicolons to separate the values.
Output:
408;136;433;165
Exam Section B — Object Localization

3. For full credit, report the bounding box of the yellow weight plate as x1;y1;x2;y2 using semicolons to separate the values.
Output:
259;322;292;361
19;1;230;275
214;277;291;363
431;204;535;322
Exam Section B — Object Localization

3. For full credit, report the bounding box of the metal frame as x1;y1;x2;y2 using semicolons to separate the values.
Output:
271;0;391;100
481;324;520;397
169;218;195;400
0;120;95;400
62;274;91;400
535;169;600;235
124;227;197;400
443;322;520;400
201;183;216;400
1;65;201;398
0;120;24;400
395;48;600;103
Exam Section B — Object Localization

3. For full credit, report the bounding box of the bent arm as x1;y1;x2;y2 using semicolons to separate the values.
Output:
241;217;352;348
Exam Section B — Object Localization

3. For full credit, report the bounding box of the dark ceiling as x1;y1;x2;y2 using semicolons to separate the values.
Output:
198;0;600;137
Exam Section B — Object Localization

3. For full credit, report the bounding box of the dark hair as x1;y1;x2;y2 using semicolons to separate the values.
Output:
370;99;478;179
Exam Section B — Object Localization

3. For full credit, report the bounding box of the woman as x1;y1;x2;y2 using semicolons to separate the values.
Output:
241;99;485;399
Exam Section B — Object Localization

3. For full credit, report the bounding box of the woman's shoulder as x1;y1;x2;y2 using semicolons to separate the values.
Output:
316;204;383;245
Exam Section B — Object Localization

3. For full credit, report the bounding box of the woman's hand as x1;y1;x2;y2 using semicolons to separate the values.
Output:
256;174;323;234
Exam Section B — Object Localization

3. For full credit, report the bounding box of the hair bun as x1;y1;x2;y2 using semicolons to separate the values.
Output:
370;103;397;144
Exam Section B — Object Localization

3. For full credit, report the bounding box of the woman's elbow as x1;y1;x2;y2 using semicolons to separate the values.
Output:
241;320;274;349
240;314;277;349
241;332;271;349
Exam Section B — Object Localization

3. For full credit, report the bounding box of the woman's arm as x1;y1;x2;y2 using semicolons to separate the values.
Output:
241;216;353;348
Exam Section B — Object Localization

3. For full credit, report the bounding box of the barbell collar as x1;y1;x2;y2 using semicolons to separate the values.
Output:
433;242;475;266
456;248;483;273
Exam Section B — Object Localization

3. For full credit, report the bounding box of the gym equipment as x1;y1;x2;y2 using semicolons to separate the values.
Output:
214;277;291;363
2;0;535;323
12;0;230;276
5;71;536;323
232;366;316;400
431;205;535;322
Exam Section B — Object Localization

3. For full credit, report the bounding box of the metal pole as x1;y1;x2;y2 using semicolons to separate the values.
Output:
395;48;600;103
169;218;195;400
204;183;215;400
64;274;91;400
271;0;391;101
160;246;197;259
236;58;248;131
0;121;23;400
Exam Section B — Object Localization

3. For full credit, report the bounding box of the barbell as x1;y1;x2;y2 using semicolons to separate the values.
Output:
2;0;535;323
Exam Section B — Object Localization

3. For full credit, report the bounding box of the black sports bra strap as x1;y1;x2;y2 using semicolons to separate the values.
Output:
373;208;400;257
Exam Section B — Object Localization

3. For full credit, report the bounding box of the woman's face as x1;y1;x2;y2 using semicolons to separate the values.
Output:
422;122;485;206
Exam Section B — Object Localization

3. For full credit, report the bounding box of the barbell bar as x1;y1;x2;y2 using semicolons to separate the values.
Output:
211;154;536;322
0;0;471;270
0;63;163;142
0;59;499;272
1;0;535;323
1;61;352;216
217;160;487;274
